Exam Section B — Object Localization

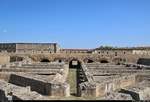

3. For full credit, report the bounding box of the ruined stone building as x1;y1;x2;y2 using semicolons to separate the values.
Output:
0;43;150;101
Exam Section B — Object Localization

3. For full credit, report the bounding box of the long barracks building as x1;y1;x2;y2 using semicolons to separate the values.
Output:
0;43;150;56
0;43;60;54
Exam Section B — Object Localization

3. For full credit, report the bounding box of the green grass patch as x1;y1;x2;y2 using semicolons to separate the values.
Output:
66;68;77;95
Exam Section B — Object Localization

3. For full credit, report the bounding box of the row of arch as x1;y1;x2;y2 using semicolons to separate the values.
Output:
40;57;129;65
40;58;109;63
10;56;127;64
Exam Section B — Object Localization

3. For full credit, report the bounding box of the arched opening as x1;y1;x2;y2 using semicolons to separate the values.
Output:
100;60;109;63
69;59;81;69
40;59;50;62
58;59;62;63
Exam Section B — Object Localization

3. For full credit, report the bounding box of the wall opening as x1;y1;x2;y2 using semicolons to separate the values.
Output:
100;60;109;63
40;59;50;62
58;59;62;63
69;59;81;69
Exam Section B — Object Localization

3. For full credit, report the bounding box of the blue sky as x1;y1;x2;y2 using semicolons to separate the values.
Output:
0;0;150;48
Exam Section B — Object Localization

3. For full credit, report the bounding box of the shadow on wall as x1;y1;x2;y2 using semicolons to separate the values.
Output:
119;89;140;101
10;56;23;62
137;58;150;66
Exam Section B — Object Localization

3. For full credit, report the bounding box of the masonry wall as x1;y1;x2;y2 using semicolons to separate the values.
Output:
16;43;59;54
8;74;70;97
79;74;137;97
8;74;47;95
97;74;136;97
0;55;10;65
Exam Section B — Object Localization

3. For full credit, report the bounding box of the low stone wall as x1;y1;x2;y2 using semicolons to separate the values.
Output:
81;64;94;82
79;74;137;97
50;83;70;97
8;73;70;97
120;80;150;100
1;62;68;75
78;82;97;97
139;87;150;100
0;80;50;101
9;73;49;95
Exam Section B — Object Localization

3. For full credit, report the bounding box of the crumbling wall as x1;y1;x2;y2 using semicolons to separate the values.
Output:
9;74;48;95
79;74;137;97
97;74;136;97
50;83;70;97
8;73;70;97
139;87;150;100
78;82;97;97
0;80;50;101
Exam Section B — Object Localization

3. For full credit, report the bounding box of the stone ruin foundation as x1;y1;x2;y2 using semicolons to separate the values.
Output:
0;61;150;100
